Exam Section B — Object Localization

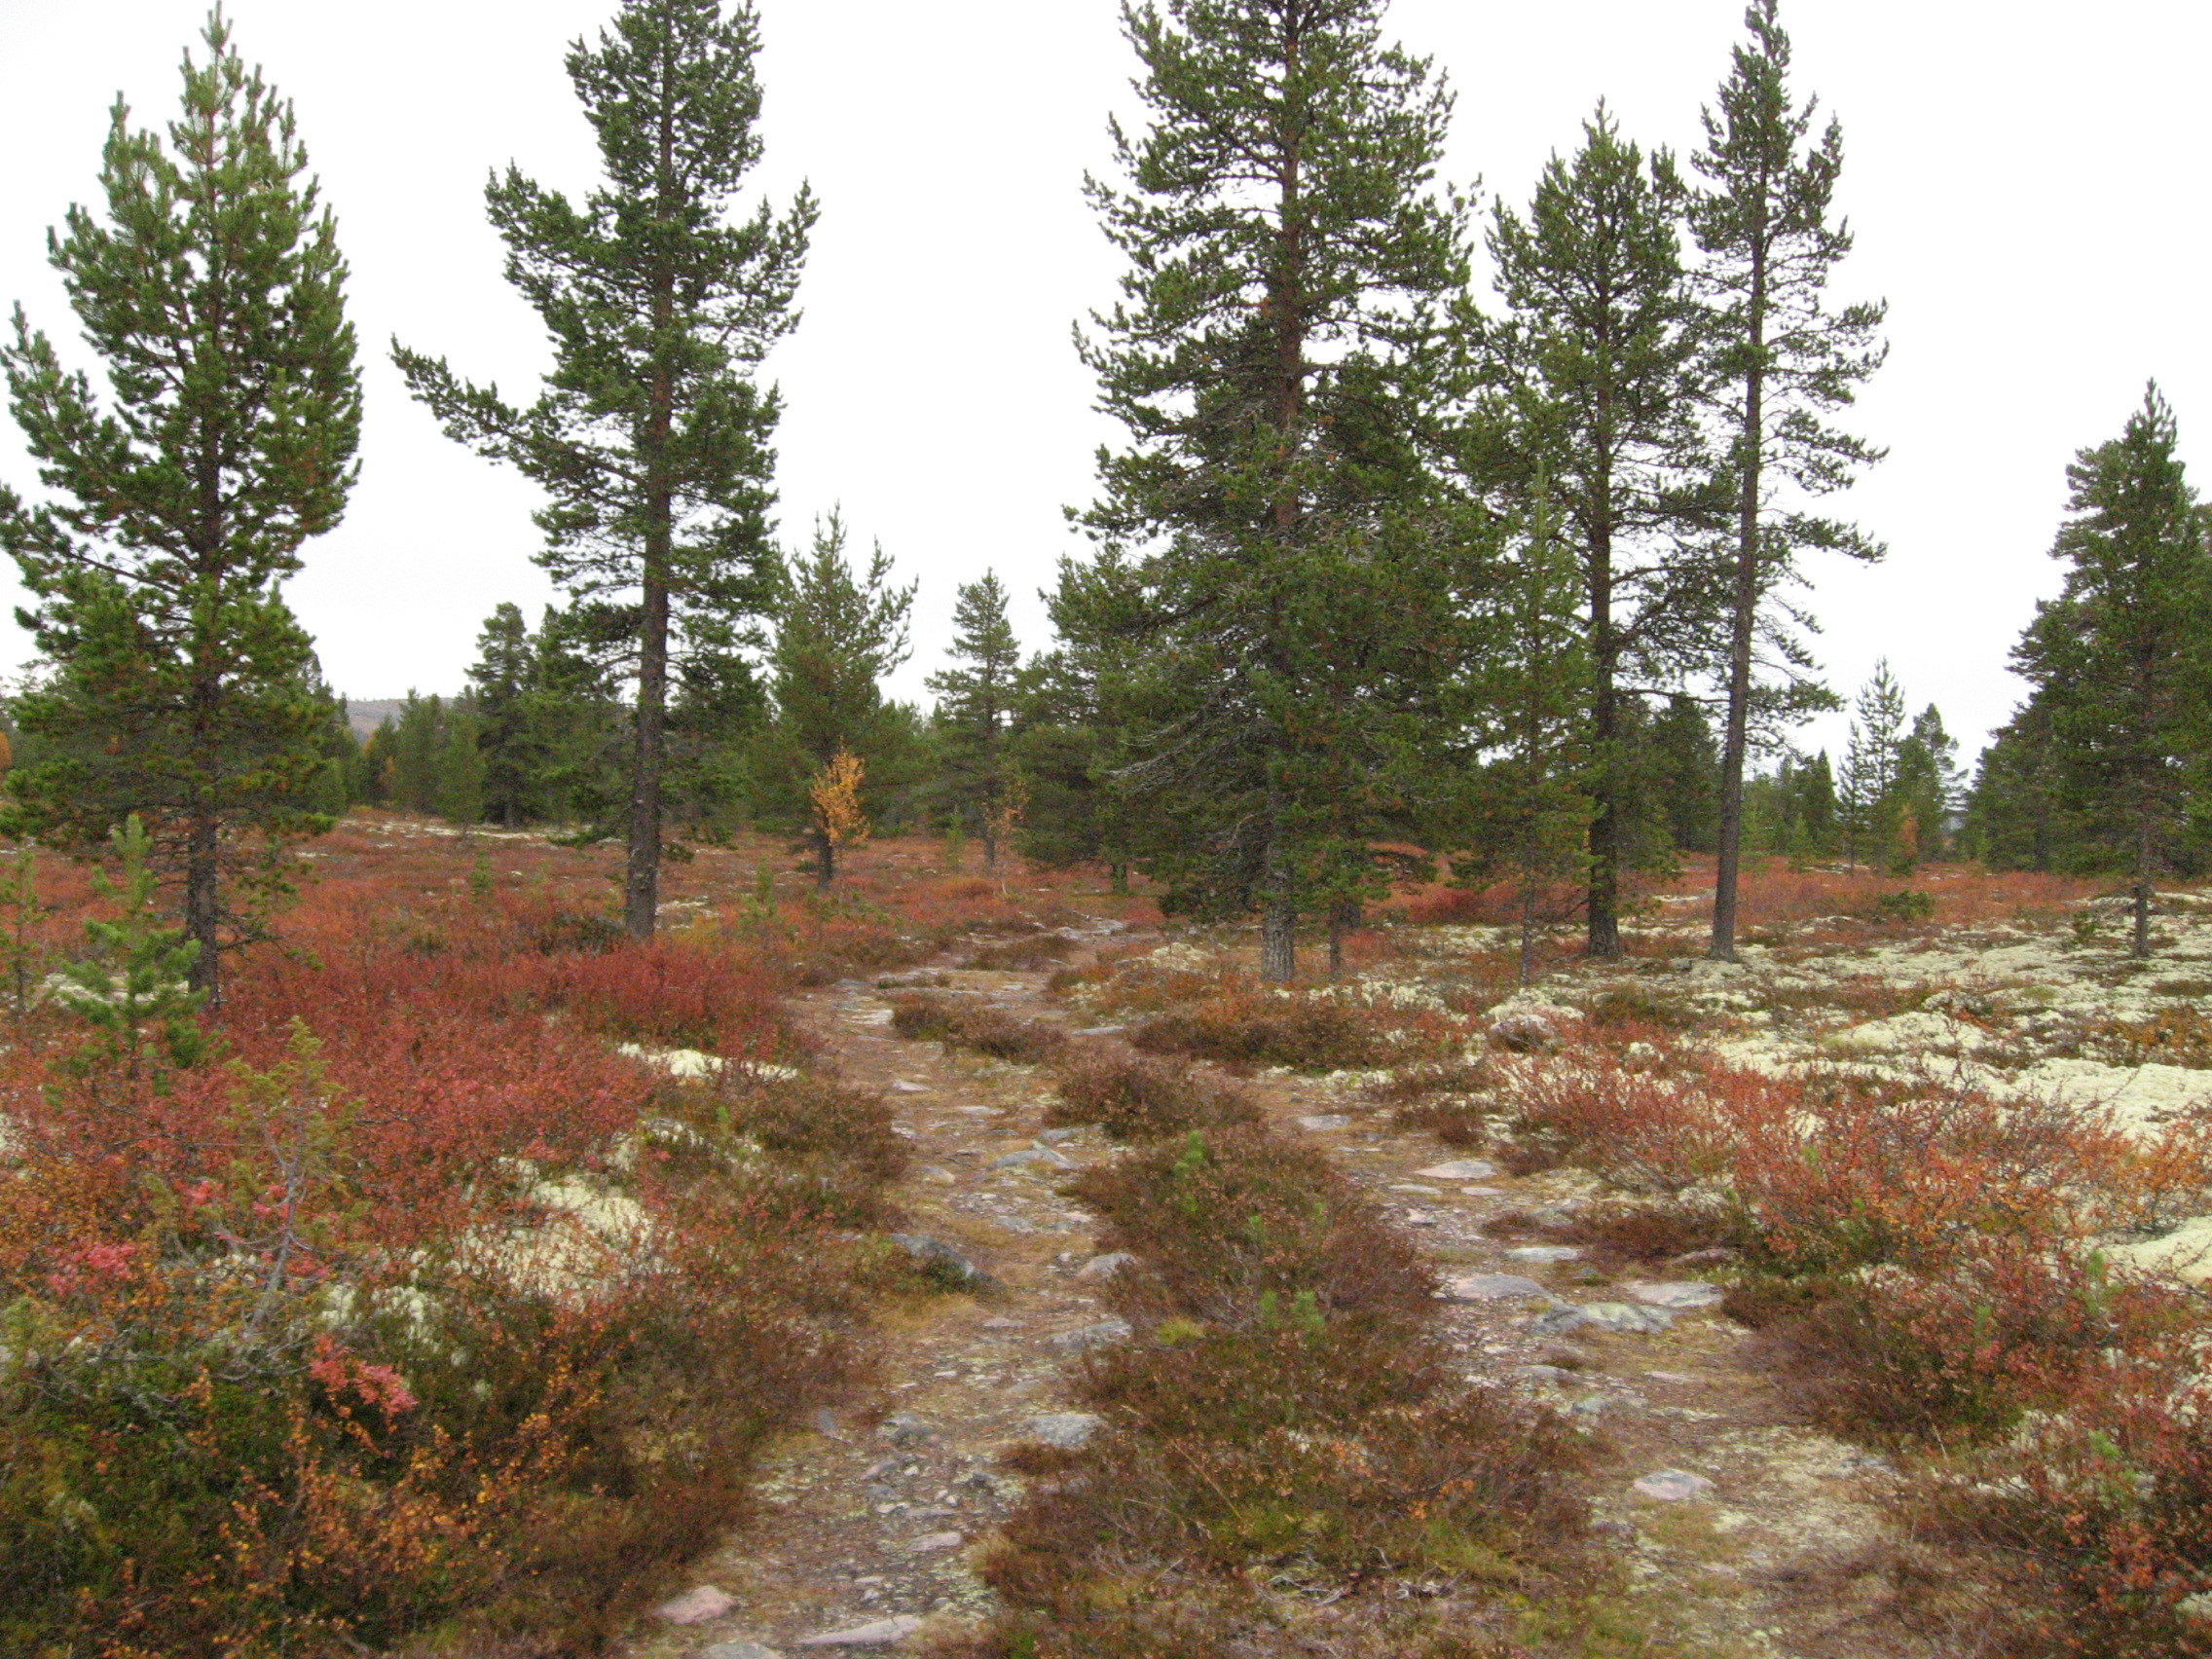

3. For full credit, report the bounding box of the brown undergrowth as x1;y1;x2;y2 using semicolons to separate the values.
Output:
1467;1028;2212;1655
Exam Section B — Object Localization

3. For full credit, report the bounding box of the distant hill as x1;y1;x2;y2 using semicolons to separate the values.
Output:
341;698;427;741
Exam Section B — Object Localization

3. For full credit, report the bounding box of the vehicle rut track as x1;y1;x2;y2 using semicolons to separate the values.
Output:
615;934;1925;1659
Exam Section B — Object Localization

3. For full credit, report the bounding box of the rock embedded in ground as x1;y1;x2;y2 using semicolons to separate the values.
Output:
989;1147;1073;1170
1504;1245;1582;1264
702;1644;785;1659
903;1530;964;1553
654;1585;736;1625
1632;1469;1715;1502
1051;1316;1134;1352
1298;1114;1351;1132
1074;1251;1136;1281
793;1615;926;1647
1530;1302;1675;1338
889;1234;989;1285
1416;1160;1497;1181
876;1413;936;1447
1024;1412;1105;1449
1628;1280;1724;1309
1445;1272;1552;1303
1488;1013;1559;1052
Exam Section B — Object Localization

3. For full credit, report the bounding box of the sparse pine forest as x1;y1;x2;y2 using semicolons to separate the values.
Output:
0;3;2209;1658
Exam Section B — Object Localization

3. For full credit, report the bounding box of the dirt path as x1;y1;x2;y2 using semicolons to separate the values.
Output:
616;940;1920;1659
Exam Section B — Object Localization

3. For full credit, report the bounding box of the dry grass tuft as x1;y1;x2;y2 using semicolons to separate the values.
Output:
1045;1048;1261;1141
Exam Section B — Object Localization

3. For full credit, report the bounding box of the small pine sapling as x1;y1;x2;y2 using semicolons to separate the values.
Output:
52;816;208;1082
0;844;53;1019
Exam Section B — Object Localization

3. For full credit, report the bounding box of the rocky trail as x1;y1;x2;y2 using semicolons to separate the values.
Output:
615;931;1922;1659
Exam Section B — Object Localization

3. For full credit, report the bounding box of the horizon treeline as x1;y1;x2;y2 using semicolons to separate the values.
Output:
2;0;2208;988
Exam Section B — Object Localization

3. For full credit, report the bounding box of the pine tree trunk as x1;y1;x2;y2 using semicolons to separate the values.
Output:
627;563;668;938
2133;816;2154;959
185;805;221;1005
1710;198;1770;964
627;91;679;943
816;824;835;889
1110;862;1129;897
1586;386;1622;959
1587;543;1622;958
1260;795;1297;983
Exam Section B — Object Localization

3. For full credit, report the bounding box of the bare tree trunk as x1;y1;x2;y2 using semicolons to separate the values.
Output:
1326;898;1358;980
1710;200;1770;964
815;824;835;889
1587;421;1622;958
1260;798;1296;983
185;805;222;1005
626;561;668;939
2133;816;2154;959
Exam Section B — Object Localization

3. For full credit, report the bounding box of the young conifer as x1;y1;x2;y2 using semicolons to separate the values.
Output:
394;0;814;938
927;572;1023;869
1079;0;1470;980
761;514;915;886
0;13;360;1005
1690;0;1887;959
2013;386;2211;956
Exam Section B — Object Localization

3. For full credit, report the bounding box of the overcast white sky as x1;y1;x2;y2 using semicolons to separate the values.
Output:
0;1;2205;768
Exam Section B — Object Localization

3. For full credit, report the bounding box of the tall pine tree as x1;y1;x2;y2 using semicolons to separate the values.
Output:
1472;104;1717;958
2013;386;2211;956
1078;0;1469;980
395;0;814;938
0;12;360;1004
927;571;1023;868
1691;0;1887;959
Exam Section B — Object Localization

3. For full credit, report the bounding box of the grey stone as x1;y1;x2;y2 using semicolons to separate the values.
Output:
1074;1251;1136;1281
1511;1364;1578;1384
1488;1013;1558;1052
876;1413;937;1447
1051;1316;1133;1352
889;1234;989;1286
1073;1025;1126;1037
794;1616;925;1647
1631;1469;1714;1502
1298;1114;1351;1132
918;1166;958;1185
813;1408;848;1440
1037;1127;1082;1145
1627;1280;1724;1310
889;1080;932;1094
989;1147;1073;1170
1505;1245;1582;1265
701;1644;784;1659
903;1530;964;1553
1445;1272;1551;1303
1416;1160;1497;1181
1025;1412;1104;1449
655;1585;735;1625
1529;1302;1675;1339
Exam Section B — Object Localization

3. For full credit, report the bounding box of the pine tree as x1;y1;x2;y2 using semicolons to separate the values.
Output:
0;13;360;1006
760;513;915;886
1892;703;1961;868
1473;104;1719;957
1837;659;1905;870
927;571;1022;868
1454;481;1593;986
470;603;537;827
1022;550;1152;892
1691;0;1887;959
394;0;815;939
2013;386;2212;956
1080;0;1470;981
